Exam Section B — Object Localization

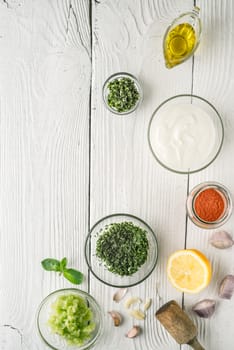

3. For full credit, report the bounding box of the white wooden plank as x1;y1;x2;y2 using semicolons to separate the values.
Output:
1;1;233;350
0;0;90;348
184;1;234;349
91;0;195;349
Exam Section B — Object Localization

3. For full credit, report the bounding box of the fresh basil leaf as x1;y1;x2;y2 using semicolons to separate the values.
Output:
41;258;61;272
60;257;67;272
63;268;83;285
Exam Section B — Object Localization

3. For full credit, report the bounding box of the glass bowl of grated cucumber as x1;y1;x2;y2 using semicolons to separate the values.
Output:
102;72;143;115
85;213;158;287
37;288;103;350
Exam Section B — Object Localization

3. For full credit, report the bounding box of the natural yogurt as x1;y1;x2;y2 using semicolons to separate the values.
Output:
149;103;218;172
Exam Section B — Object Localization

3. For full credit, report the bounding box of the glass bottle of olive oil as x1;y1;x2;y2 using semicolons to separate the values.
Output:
163;7;201;68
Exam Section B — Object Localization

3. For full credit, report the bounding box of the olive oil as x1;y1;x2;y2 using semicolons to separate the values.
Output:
164;23;196;68
163;7;201;68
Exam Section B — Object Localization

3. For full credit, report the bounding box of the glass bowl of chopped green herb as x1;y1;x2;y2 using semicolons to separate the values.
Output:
102;72;143;115
85;213;158;287
37;288;103;350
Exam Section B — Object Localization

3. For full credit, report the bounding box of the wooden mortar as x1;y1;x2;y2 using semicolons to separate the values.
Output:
155;300;205;350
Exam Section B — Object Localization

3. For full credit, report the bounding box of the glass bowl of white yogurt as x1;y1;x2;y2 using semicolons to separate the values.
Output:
148;95;224;174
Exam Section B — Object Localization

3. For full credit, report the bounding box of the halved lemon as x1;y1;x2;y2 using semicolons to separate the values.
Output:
167;249;212;293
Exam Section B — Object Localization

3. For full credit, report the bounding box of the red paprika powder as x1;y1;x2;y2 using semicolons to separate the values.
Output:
194;188;225;222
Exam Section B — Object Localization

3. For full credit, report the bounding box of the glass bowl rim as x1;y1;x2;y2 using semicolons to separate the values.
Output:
102;72;143;115
37;288;103;350
84;213;158;288
186;181;233;229
147;94;224;174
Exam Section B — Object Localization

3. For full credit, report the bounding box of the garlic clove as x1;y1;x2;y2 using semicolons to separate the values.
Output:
108;311;122;326
209;231;234;249
125;325;141;338
113;288;128;303
143;298;152;311
124;297;142;309
128;309;145;320
192;299;216;318
219;274;234;299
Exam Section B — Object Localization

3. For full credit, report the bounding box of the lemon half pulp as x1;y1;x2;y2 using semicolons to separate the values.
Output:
167;249;212;293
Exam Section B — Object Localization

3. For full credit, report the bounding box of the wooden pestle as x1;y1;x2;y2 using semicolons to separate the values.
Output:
155;300;205;350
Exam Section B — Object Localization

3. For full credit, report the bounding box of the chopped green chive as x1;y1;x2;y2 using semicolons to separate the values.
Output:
96;221;149;276
107;77;140;113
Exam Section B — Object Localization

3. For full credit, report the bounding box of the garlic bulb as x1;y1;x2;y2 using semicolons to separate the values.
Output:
143;298;152;311
113;288;128;303
124;297;142;309
108;311;122;326
192;299;216;318
128;309;145;320
209;231;234;249
219;275;234;299
125;325;141;338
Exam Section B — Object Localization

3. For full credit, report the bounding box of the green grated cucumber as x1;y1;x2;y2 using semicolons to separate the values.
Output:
48;294;96;346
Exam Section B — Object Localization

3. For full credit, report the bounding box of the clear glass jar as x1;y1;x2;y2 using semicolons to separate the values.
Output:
102;72;143;115
187;182;232;229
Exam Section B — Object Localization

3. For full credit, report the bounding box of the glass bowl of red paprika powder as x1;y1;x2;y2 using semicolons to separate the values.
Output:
187;182;233;229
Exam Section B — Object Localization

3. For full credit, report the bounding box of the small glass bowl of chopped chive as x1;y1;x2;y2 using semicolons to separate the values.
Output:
85;213;158;287
37;288;103;350
102;72;143;115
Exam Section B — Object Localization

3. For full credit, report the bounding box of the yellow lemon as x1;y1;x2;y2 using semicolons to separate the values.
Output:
167;249;212;293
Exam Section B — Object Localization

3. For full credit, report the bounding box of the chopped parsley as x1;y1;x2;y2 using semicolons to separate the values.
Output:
96;221;149;276
107;77;140;113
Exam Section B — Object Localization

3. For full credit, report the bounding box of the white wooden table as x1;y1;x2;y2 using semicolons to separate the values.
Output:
1;0;234;349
